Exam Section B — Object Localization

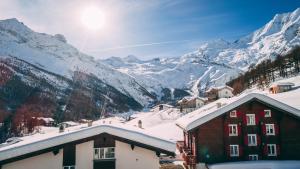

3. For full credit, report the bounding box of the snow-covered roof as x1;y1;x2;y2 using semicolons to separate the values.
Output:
36;117;54;123
151;104;174;109
205;85;234;93
61;121;79;126
176;91;300;131
271;82;295;87
178;96;207;103
0;123;176;162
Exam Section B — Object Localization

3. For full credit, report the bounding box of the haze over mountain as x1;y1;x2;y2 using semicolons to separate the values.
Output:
102;8;300;97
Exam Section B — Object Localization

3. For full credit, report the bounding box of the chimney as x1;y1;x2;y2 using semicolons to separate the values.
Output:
138;120;142;129
216;102;222;108
87;120;93;127
59;124;65;133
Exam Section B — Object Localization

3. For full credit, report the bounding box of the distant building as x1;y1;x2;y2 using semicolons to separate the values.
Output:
61;121;79;128
205;86;234;101
36;117;55;127
177;96;207;113
151;104;173;112
269;82;295;94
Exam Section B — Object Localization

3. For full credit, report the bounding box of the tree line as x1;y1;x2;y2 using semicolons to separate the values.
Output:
227;47;300;94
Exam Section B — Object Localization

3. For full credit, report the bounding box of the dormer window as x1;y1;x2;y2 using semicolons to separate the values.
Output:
264;110;271;117
230;110;237;117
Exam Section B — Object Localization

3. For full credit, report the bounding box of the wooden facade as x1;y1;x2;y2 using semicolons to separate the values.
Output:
179;99;300;168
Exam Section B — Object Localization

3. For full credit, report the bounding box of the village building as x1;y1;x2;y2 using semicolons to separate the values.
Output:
269;82;295;94
151;104;174;112
61;121;79;128
176;93;300;169
36;117;55;127
177;96;207;114
0;123;175;169
205;86;234;101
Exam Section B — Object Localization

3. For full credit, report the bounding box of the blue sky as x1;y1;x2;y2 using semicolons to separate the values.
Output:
0;0;300;60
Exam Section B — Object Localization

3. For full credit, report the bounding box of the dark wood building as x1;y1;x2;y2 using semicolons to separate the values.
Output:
176;93;300;169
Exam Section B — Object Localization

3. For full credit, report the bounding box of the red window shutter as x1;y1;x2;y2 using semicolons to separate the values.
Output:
277;145;280;155
255;114;259;125
224;122;229;136
239;145;243;157
259;111;264;118
244;135;248;145
227;145;230;157
238;125;241;136
263;145;268;155
237;111;241;118
257;135;261;145
242;114;247;124
262;124;266;135
275;124;279;135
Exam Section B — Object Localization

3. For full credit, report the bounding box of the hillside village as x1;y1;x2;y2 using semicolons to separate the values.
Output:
1;74;300;169
0;3;300;169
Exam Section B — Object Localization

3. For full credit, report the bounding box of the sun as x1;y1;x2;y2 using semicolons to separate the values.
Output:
80;6;105;30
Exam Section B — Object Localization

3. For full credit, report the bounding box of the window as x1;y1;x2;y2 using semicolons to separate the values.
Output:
246;114;256;125
264;110;271;117
230;110;237;117
94;147;115;159
266;124;275;135
248;134;257;146
267;144;277;156
249;154;258;160
228;124;238;136
63;166;75;169
230;145;239;157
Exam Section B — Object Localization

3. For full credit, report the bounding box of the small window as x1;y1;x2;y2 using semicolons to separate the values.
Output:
246;114;256;125
266;124;275;136
94;147;115;159
249;154;258;160
264;110;271;117
228;124;238;136
230;110;237;117
267;144;277;156
230;145;239;157
63;166;75;169
248;134;257;146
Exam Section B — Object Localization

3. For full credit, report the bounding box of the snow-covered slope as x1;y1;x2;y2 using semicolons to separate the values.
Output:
0;18;154;107
102;8;300;96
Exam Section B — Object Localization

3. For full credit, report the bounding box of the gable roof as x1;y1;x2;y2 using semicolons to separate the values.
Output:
205;85;234;93
176;92;300;131
0;123;176;163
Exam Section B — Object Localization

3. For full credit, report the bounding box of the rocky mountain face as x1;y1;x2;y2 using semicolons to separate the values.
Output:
0;18;156;124
102;8;300;97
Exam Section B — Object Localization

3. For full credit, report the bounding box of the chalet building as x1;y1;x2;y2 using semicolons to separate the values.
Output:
151;104;174;112
35;117;55;126
176;93;300;169
0;124;175;169
177;97;207;114
61;121;79;128
205;86;234;101
269;82;295;94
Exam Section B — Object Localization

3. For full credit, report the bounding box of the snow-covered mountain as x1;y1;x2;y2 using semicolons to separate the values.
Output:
0;18;155;115
102;8;300;96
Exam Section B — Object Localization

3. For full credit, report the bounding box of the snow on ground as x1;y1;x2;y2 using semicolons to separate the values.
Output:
126;108;184;142
208;160;300;169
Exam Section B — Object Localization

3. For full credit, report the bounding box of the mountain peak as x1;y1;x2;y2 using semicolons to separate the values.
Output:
0;18;32;33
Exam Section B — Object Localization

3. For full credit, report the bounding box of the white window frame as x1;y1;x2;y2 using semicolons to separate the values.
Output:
267;144;277;156
228;124;238;136
63;166;75;169
264;110;271;117
249;154;258;160
248;134;257;146
266;124;275;136
246;114;256;126
230;145;239;157
94;147;115;159
230;110;237;117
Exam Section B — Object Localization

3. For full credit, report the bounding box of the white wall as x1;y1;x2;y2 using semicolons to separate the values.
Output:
76;140;94;169
115;141;160;169
3;149;63;169
195;99;204;108
218;88;233;98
